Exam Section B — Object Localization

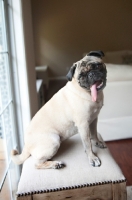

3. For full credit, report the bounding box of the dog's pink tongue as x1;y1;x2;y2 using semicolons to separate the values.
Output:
90;83;97;102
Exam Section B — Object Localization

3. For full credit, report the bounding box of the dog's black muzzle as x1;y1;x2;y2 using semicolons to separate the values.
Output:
87;70;107;91
78;66;107;91
88;70;104;84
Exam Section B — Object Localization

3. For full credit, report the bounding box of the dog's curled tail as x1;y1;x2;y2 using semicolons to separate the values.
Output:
11;146;30;165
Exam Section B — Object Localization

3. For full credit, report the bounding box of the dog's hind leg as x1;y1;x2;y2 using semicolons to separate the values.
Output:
31;133;65;169
33;146;65;169
35;160;65;169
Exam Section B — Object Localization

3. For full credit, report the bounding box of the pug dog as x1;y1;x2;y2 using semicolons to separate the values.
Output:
11;50;107;169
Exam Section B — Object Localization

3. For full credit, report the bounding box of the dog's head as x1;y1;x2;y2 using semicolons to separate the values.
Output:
66;51;107;101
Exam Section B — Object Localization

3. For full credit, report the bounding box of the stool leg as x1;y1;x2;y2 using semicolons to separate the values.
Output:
112;182;127;200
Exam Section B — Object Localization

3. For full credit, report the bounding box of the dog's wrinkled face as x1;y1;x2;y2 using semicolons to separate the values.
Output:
77;59;107;91
66;51;107;101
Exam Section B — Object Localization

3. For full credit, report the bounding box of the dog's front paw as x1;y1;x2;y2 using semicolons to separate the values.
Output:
89;154;101;167
95;141;107;149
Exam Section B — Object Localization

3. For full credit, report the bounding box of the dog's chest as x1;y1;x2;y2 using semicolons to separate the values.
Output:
88;101;103;123
60;122;78;141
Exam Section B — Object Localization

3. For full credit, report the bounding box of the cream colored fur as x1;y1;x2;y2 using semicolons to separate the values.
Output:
11;56;106;169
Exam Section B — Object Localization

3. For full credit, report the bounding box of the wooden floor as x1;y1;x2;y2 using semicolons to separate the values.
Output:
0;138;8;183
106;139;132;186
0;138;11;199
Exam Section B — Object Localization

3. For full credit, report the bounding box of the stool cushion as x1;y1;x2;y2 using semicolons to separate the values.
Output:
17;134;126;196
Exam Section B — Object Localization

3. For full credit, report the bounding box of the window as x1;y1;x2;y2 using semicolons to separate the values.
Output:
0;0;19;199
0;0;38;198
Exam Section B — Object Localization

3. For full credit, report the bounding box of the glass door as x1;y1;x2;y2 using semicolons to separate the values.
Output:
0;0;19;199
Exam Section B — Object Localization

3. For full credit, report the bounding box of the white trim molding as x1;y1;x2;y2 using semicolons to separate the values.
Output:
8;0;38;149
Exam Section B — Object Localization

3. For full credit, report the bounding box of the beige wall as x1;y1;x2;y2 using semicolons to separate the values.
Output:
31;0;132;78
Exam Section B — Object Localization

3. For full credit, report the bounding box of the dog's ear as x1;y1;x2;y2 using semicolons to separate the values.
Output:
66;65;76;81
87;51;105;58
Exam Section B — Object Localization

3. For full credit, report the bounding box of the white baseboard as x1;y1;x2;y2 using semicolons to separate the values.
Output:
98;116;132;141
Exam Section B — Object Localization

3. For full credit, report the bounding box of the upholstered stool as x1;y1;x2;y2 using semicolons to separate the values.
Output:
16;134;127;200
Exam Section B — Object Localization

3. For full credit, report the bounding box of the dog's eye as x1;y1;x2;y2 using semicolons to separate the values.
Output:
89;64;95;70
92;64;96;68
96;64;102;69
90;63;103;70
81;61;87;67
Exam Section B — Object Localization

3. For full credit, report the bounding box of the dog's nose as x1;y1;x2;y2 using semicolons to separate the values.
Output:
89;72;94;77
87;72;96;83
88;71;103;82
88;71;96;79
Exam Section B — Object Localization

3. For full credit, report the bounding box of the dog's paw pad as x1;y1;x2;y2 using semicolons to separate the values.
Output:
54;162;65;169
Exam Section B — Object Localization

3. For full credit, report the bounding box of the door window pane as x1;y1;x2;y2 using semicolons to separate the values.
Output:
0;104;14;188
2;104;14;161
0;53;12;113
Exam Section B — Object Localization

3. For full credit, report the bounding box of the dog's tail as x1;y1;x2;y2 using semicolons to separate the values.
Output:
11;145;30;165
